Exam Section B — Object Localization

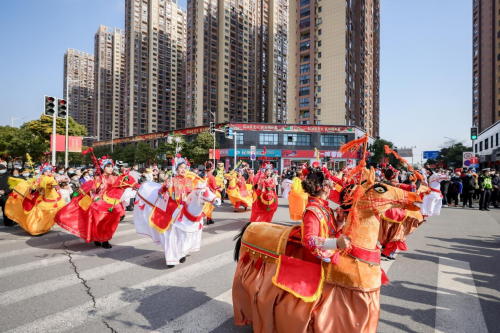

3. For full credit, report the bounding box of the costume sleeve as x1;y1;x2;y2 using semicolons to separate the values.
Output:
302;210;336;262
396;183;416;192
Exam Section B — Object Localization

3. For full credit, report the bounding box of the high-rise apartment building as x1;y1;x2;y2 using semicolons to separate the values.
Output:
94;25;126;141
185;0;289;127
125;0;187;135
63;48;96;136
472;0;500;132
288;0;380;137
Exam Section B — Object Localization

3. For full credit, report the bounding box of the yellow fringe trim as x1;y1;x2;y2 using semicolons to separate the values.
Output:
380;210;409;224
271;255;325;303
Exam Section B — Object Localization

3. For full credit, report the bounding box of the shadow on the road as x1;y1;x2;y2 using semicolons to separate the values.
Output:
406;234;500;333
106;285;237;331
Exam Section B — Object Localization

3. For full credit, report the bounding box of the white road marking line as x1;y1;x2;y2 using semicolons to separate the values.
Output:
4;251;234;333
0;228;137;260
0;230;238;306
155;289;234;333
434;257;488;333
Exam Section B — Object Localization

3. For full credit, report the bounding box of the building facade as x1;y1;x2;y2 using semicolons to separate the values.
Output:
185;0;289;128
125;0;187;136
94;25;126;141
93;122;370;171
63;48;96;137
288;0;380;137
472;0;500;132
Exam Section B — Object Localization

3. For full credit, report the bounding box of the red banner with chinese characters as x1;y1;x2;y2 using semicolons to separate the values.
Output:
50;135;82;152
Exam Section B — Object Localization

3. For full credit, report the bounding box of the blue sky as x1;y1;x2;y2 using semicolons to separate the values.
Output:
0;0;471;160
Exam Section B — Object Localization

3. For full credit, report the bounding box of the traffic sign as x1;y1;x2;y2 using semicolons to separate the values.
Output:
463;152;479;168
250;145;256;161
228;128;233;139
423;151;439;159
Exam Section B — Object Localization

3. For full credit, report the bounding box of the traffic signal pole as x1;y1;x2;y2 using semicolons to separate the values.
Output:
52;103;58;166
65;78;69;167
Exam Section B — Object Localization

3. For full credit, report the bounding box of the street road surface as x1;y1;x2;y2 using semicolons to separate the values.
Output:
0;200;499;332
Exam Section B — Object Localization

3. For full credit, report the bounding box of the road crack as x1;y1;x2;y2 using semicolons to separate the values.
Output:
59;233;118;332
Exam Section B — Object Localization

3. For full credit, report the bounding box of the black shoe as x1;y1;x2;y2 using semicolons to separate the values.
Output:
206;219;214;225
485;208;491;211
101;241;112;249
244;206;248;211
469;206;475;208
180;256;186;263
480;208;484;211
167;265;175;268
4;224;15;227
120;216;125;222
381;254;395;261
94;241;102;247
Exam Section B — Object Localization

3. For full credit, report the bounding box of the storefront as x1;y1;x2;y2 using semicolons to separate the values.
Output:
219;149;282;170
281;150;361;171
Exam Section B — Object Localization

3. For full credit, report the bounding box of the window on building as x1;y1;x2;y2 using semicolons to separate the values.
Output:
284;134;311;146
299;86;310;96
259;133;278;145
496;133;499;146
300;41;310;51
318;75;321;81
299;18;310;29
318;6;322;12
300;63;310;74
318;52;322;58
237;132;244;145
318;29;322;35
299;98;310;107
300;0;310;6
300;7;310;18
475;143;478;153
485;138;489;150
300;75;310;85
320;134;347;146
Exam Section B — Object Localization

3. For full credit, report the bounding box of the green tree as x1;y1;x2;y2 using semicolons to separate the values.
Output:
136;142;156;164
188;132;219;165
22;115;87;142
436;141;472;168
111;144;125;162
122;144;137;164
0;126;49;163
369;139;398;166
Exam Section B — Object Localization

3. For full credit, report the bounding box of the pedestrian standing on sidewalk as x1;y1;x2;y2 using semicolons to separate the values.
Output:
462;169;476;208
0;164;15;227
479;168;493;211
449;173;462;207
440;176;451;207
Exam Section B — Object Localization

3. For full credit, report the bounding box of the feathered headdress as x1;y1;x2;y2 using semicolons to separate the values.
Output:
205;160;214;170
173;154;189;172
82;147;102;179
39;163;54;174
98;156;114;170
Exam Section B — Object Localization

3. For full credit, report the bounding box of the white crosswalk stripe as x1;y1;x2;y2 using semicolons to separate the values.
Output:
0;230;238;306
4;251;234;333
154;289;234;333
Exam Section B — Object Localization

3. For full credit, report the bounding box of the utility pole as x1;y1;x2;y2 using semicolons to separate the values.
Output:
11;117;25;127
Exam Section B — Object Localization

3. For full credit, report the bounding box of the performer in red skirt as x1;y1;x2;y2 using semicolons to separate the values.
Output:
250;162;278;222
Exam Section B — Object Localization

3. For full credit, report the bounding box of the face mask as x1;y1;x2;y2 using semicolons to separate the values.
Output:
59;171;64;175
134;167;138;171
89;173;93;176
466;173;470;176
13;175;20;177
22;173;29;177
84;176;90;181
0;170;6;174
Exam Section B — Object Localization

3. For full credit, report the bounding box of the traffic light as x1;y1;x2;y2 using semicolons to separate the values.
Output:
225;127;230;138
57;99;67;118
44;96;56;117
210;122;215;134
471;127;478;140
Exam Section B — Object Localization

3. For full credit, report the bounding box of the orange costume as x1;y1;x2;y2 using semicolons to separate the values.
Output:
202;163;221;224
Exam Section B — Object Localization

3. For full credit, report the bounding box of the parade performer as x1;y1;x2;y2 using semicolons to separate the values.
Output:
225;163;253;212
215;162;226;202
6;159;66;235
135;154;220;268
232;135;423;332
421;170;447;216
56;152;139;248
250;162;278;222
281;169;294;199
202;161;220;225
288;174;308;221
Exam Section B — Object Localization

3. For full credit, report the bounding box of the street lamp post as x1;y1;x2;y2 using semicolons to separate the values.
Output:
106;130;114;154
65;78;86;167
11;117;25;127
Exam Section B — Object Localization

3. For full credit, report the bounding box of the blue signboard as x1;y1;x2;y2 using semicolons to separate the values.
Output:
228;149;281;157
228;128;233;139
423;151;439;159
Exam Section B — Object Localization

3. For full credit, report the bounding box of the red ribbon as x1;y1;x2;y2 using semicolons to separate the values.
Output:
178;205;203;223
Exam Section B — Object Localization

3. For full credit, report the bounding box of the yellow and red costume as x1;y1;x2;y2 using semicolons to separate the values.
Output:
225;171;253;211
250;175;278;222
202;164;221;222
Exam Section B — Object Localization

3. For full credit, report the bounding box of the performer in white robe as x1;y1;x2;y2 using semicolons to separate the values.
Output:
421;171;447;216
